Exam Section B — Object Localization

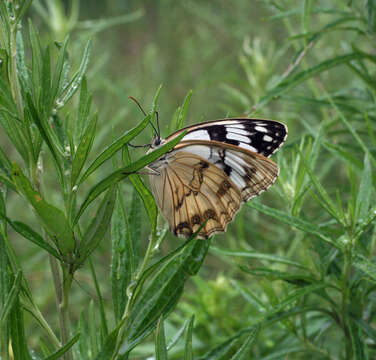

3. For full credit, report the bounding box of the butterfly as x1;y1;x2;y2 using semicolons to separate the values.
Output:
146;118;287;239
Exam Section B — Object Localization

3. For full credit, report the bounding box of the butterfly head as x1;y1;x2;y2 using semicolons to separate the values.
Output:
150;135;163;149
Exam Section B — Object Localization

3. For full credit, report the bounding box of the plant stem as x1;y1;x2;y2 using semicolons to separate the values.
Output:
342;242;352;359
49;255;73;360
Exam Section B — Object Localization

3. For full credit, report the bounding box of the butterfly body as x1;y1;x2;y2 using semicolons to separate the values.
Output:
147;118;287;239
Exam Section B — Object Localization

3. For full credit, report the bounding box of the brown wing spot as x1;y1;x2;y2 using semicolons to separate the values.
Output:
189;160;209;190
204;209;217;220
198;160;209;169
217;179;232;197
175;221;193;237
191;214;201;225
175;188;184;210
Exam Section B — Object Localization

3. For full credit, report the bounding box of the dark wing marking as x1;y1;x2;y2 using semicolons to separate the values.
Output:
165;118;288;157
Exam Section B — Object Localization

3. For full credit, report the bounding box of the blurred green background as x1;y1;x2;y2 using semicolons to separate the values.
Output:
4;0;376;358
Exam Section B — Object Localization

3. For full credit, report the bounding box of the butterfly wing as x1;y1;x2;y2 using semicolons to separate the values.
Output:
150;150;241;239
149;141;279;238
165;118;288;157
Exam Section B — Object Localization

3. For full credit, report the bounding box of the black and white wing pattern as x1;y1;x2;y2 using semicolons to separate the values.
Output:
165;118;287;157
147;118;287;239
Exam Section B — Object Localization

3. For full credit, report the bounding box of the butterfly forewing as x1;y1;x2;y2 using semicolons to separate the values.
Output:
148;118;287;239
166;118;287;157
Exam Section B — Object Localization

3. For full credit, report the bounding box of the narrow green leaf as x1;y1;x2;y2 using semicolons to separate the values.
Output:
0;271;22;328
167;319;190;351
353;317;376;342
356;154;372;222
111;190;132;321
325;90;376;168
210;246;307;269
155;317;168;360
79;114;151;185
71;113;97;187
353;255;376;283
28;21;43;105
176;90;192;130
299;150;340;221
184;315;194;360
94;325;120;360
123;145;158;235
76;186;116;269
50;36;69;109
367;0;376;33
303;0;313;35
76;76;92;140
349;320;368;360
89;257;108;339
26;94;65;185
248;202;340;249
0;215;60;259
12;163;75;254
43;333;80;360
74;130;186;224
129;187;141;270
88;300;99;356
9;293;32;360
197;336;239;360
254;52;374;111
57;40;92;108
276;283;332;311
230;326;259;360
40;45;52;113
324;142;363;169
0;144;13;176
0;106;29;163
77;10;144;33
15;0;33;24
152;84;163;111
240;266;316;286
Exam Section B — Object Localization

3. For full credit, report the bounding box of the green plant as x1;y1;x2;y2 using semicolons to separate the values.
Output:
1;1;376;359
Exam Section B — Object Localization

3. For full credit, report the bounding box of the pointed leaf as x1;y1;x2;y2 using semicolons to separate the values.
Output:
155;317;168;360
12;163;74;254
71;113;97;187
76;186;116;269
79;114;151;185
43;333;80;360
230;326;259;360
184;315;194;360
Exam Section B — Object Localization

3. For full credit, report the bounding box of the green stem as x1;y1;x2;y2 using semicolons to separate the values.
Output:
49;255;73;360
341;242;352;359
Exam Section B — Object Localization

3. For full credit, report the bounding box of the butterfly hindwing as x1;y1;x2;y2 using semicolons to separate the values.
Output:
166;118;287;157
173;141;280;201
149;150;242;238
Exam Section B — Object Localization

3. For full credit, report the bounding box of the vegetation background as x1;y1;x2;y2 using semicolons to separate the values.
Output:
0;0;376;359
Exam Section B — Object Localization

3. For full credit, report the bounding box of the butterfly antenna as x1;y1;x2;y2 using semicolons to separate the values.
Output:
156;111;161;139
129;96;147;116
129;96;159;137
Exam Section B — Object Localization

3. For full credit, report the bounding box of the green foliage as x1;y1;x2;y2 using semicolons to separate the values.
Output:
0;0;376;359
